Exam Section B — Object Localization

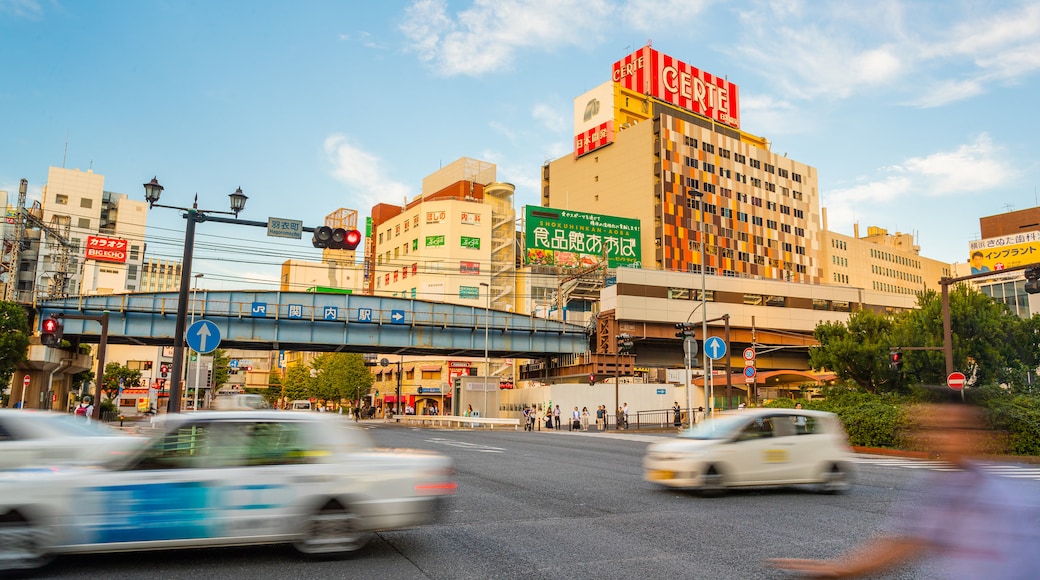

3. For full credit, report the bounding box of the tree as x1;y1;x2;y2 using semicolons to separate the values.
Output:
264;372;282;406
280;364;311;403
101;362;142;402
899;286;1040;390
210;349;230;391
311;353;374;406
809;309;899;394
0;301;31;391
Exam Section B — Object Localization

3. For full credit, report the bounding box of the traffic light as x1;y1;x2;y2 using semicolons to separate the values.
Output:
312;226;363;250
40;316;63;346
616;333;634;354
160;364;169;377
675;322;696;338
889;350;903;371
1025;266;1040;294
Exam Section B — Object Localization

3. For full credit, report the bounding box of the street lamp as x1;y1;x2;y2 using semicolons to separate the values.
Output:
480;282;490;418
690;188;709;415
143;177;247;413
190;273;204;412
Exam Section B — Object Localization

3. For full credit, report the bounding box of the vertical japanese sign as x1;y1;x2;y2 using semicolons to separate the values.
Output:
524;206;641;269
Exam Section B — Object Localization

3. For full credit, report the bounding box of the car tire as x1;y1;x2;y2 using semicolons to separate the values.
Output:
0;511;53;573
819;463;852;494
293;500;369;556
696;465;726;498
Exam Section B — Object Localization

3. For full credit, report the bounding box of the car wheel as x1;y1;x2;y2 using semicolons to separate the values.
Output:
819;463;852;494
0;511;53;572
697;465;726;498
293;501;368;556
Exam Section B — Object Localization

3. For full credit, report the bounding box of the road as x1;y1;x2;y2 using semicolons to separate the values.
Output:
43;422;1040;579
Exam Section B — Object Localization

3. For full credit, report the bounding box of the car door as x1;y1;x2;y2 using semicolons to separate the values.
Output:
725;416;781;484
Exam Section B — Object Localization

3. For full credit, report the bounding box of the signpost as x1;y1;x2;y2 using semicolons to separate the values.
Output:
947;372;966;391
185;319;221;354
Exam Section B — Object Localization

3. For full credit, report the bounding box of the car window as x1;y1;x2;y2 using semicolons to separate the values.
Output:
679;415;748;440
131;420;318;470
736;417;774;441
790;414;817;435
131;423;213;470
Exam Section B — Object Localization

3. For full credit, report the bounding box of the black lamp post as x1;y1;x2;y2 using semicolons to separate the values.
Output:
143;177;247;413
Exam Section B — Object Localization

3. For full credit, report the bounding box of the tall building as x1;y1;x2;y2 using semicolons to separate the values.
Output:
139;258;183;293
36;167;147;297
367;157;516;311
544;46;820;285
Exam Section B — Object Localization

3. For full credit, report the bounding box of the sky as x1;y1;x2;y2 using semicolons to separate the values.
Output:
2;0;1039;289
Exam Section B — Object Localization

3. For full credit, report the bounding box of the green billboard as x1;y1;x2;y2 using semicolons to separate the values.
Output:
524;206;641;268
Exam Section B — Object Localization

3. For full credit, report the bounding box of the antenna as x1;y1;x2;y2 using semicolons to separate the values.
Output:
62;129;68;168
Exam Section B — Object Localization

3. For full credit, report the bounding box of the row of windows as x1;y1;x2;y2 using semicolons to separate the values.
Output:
832;272;849;284
679;138;803;183
872;281;917;295
870;248;920;269
832;256;849;267
870;265;923;285
668;288;848;311
831;239;848;251
685;197;806;223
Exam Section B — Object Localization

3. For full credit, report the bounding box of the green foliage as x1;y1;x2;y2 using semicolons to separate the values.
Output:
967;385;1040;456
0;301;31;389
310;353;374;405
766;385;914;449
281;364;311;402
809;310;899;394
211;349;230;390
101;362;142;401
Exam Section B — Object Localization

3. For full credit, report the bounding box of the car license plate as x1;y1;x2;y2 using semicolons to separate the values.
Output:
647;469;674;481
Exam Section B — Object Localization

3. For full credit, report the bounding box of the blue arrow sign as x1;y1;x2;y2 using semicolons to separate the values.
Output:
390;310;406;324
186;319;221;354
704;336;727;361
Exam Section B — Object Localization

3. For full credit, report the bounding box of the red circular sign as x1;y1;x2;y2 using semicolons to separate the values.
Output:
22;375;30;387
947;372;967;390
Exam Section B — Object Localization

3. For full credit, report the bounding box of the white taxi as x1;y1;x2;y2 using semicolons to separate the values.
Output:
643;408;854;495
0;411;455;572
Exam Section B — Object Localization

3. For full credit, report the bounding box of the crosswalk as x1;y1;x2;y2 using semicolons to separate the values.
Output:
851;456;1040;481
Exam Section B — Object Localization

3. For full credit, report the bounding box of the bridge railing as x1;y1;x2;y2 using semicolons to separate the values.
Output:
390;414;521;430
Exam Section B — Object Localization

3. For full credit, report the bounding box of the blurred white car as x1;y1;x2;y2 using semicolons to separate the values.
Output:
212;393;270;411
0;411;455;572
0;410;145;469
643;408;855;495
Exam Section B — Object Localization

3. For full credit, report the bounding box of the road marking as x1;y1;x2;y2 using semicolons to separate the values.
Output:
425;437;504;453
851;456;1040;481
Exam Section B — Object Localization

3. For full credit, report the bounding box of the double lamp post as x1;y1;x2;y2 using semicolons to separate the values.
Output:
143;177;248;413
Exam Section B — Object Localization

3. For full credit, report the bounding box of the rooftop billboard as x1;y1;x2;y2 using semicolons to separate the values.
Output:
612;46;739;129
968;232;1040;273
524;206;641;269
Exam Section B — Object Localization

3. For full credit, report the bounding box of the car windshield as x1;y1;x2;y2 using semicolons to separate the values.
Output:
678;414;750;440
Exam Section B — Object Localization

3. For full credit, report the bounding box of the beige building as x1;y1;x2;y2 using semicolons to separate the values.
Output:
139;258;183;293
279;258;362;293
819;217;952;296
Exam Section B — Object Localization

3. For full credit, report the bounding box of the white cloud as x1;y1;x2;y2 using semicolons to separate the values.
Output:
823;134;1014;233
401;0;613;76
323;135;412;209
735;1;1040;107
619;0;714;32
531;103;567;133
0;0;43;19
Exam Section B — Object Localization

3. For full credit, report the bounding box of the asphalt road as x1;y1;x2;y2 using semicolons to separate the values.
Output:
39;422;1040;579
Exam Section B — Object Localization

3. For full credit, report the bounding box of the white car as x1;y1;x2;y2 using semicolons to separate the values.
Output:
0;411;455;572
643;408;855;495
0;410;145;469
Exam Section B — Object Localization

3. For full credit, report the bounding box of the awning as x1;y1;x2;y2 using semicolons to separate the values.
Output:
420;365;441;371
381;395;416;404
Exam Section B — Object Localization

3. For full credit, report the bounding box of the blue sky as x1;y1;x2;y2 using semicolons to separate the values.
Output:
2;0;1039;289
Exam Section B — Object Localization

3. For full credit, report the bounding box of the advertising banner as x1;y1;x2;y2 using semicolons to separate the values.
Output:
85;235;129;263
968;232;1040;273
574;120;615;158
612;46;739;128
524;206;641;269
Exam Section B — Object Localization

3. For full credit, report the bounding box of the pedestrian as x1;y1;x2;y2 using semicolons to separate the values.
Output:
672;401;682;427
581;406;590;431
545;408;553;430
353;405;361;422
622;402;629;429
596;405;605;430
616;406;625;430
75;397;94;421
770;402;1040;578
553;405;561;430
571;406;580;431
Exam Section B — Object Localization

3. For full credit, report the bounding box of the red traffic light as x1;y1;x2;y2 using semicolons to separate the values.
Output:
42;318;58;333
312;226;362;250
344;229;362;250
40;317;63;346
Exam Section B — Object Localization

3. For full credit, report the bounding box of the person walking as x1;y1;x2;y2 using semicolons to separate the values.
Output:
571;406;580;431
770;402;1040;578
553;405;561;430
622;402;629;430
581;406;590;431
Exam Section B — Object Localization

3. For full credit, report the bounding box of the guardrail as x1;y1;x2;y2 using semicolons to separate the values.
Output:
391;414;521;430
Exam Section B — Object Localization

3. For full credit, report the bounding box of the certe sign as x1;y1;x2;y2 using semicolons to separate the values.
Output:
85;235;129;263
612;46;740;129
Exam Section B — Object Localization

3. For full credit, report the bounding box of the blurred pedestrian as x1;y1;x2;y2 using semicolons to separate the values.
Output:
581;406;590;431
616;406;625;430
770;402;1040;578
673;401;682;427
596;405;605;430
622;402;629;429
553;405;561;430
571;406;580;431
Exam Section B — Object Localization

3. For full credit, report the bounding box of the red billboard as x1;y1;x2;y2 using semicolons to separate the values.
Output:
612;46;739;129
85;235;129;264
574;120;614;158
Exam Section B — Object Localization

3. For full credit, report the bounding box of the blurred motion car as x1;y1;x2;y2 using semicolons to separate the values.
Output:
0;411;456;572
212;393;270;411
0;410;145;469
643;408;855;495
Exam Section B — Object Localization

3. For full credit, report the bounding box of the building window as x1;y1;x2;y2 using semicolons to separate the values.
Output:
702;142;715;154
793;173;803;183
129;245;140;260
749;159;761;169
764;164;775;174
128;265;138;280
77;218;91;229
80;198;93;209
794;209;805;219
55;194;68;205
